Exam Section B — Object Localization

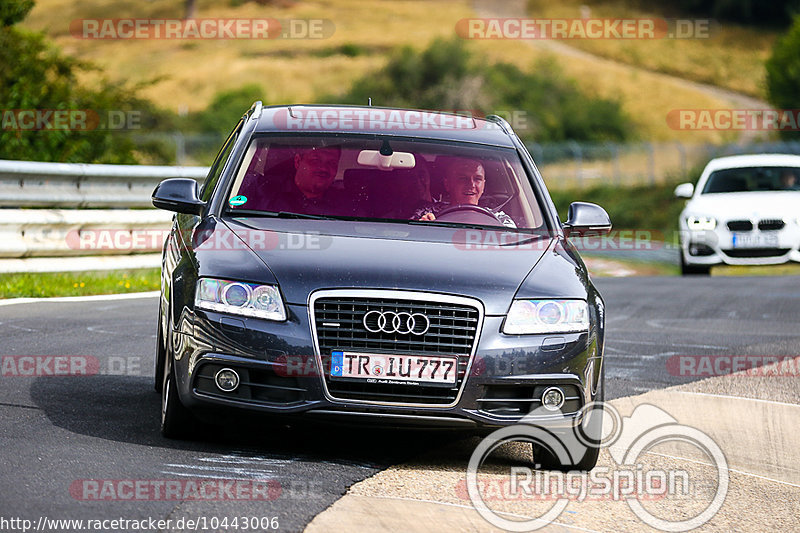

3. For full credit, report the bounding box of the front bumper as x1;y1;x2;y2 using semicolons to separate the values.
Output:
681;225;800;266
171;303;601;430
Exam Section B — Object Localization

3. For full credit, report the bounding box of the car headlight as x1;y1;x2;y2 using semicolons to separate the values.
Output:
686;215;717;231
503;299;589;335
195;278;286;321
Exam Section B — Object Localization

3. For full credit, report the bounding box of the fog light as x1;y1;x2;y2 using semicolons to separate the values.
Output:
215;368;239;392
541;387;565;411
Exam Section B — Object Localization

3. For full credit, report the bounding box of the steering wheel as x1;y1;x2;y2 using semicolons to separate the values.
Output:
434;204;502;224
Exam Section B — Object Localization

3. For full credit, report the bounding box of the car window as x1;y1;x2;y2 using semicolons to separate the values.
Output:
702;166;800;194
223;135;545;231
200;119;244;202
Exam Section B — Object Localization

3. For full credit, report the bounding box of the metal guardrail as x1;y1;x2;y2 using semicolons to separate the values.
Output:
0;159;208;263
0;209;174;259
0;159;208;208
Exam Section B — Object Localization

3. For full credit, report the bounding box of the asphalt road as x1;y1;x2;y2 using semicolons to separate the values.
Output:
0;275;798;532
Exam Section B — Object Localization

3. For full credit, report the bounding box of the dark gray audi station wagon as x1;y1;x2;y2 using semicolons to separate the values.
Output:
152;103;611;469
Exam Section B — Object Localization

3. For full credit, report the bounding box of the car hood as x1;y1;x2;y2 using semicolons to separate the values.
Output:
218;218;554;314
686;191;800;219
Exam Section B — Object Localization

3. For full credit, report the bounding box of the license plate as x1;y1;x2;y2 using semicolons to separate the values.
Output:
330;351;457;386
732;233;779;248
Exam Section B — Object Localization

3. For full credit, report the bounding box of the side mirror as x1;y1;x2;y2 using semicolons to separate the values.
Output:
674;182;694;199
152;178;205;215
563;202;612;237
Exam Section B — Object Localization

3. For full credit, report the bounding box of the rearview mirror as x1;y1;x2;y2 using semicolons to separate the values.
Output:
563;202;612;237
152;178;205;215
674;182;694;198
357;150;416;169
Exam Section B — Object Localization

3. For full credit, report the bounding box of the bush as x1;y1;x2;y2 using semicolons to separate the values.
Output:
766;16;800;139
326;38;632;143
631;0;800;26
0;1;174;163
184;84;265;136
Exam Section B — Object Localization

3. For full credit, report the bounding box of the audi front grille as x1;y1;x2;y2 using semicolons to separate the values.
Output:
309;290;482;406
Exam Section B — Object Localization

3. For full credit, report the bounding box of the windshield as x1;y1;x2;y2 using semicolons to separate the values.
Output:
224;135;546;231
702;166;800;194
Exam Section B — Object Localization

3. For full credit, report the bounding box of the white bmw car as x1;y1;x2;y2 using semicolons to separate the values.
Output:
675;154;800;275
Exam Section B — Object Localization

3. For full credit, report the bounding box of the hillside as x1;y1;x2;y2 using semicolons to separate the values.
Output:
21;0;775;143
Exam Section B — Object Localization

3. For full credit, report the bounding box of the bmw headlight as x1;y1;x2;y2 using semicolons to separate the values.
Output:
195;278;286;321
686;215;717;230
503;299;589;335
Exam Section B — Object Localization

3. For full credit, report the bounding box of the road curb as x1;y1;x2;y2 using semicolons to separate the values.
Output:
304;377;800;532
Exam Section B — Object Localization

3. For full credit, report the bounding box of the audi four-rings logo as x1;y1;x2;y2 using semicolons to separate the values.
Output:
362;310;430;335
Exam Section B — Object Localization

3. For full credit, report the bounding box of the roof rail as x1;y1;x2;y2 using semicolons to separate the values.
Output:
248;100;263;121
485;114;512;134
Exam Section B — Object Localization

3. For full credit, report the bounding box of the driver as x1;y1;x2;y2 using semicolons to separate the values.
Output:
412;157;515;227
780;169;798;190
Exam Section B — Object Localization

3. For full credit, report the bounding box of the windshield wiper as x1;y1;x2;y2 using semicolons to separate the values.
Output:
229;209;335;220
406;219;501;231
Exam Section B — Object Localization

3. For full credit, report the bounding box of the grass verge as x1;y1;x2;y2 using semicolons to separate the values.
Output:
583;254;679;277
712;264;800;276
0;268;160;299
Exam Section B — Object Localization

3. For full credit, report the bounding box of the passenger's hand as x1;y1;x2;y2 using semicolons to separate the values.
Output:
418;212;436;221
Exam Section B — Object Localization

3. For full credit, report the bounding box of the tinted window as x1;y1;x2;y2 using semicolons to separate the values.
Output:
200;119;243;202
702;166;800;194
224;135;545;231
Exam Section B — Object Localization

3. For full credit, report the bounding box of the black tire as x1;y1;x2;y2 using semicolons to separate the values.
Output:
532;365;604;472
680;252;711;276
533;439;600;472
160;315;195;439
154;307;165;393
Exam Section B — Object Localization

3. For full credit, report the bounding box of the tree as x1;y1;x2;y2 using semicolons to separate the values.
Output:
327;38;631;143
765;16;800;138
0;0;172;163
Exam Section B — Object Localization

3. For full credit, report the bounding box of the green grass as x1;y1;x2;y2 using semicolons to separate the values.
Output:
712;264;800;276
0;268;161;299
582;253;680;276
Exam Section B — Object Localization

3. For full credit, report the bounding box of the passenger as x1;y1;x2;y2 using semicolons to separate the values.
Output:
264;145;346;215
412;157;515;227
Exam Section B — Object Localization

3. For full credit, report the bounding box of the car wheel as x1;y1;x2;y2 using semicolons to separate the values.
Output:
680;251;711;276
532;366;604;472
154;306;165;393
160;316;195;439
